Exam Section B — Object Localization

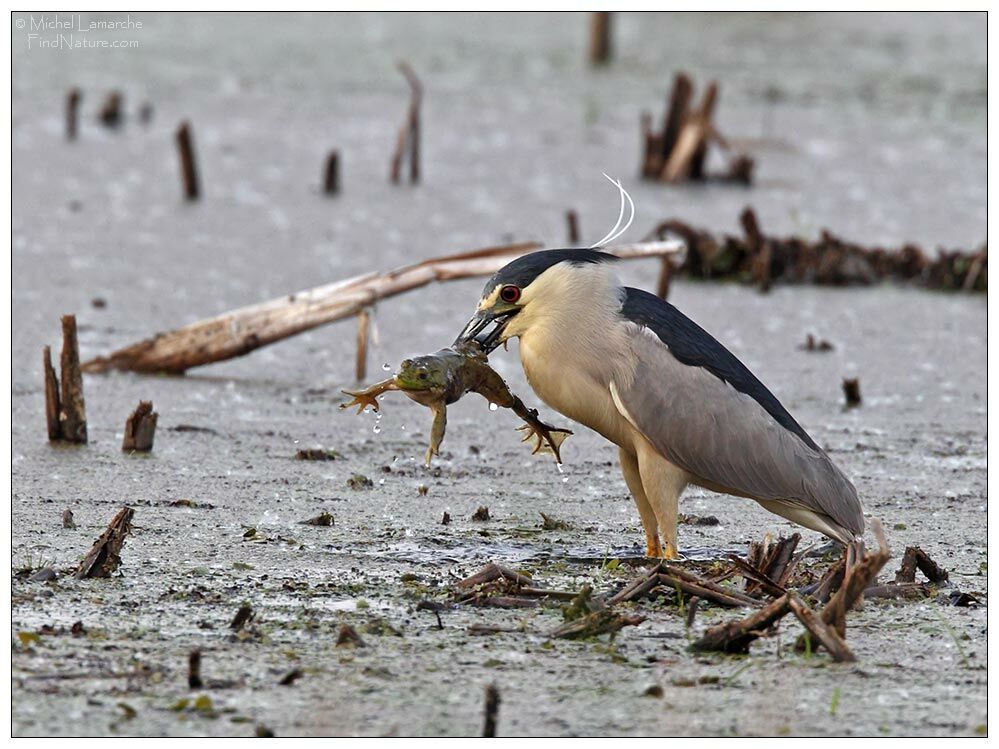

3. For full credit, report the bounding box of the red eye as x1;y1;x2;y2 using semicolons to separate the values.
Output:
500;285;521;303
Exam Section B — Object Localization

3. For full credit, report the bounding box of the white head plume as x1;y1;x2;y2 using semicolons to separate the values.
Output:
590;173;635;248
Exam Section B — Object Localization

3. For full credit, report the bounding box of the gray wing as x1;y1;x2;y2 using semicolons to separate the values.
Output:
613;324;864;538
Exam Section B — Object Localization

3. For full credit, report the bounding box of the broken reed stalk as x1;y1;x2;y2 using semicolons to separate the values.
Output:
122;400;158;452
662;81;718;183
355;309;371;382
482;683;501;737
43;346;61;440
656;258;672;299
66;88;81;141
75;507;134;579
566;210;580;244
323;150;340;195
175;121;200;201
44;315;88;444
390;62;422;184
589;12;612;65
80;239;683;375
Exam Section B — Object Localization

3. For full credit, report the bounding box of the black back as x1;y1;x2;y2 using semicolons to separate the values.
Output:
620;287;820;451
484;248;617;296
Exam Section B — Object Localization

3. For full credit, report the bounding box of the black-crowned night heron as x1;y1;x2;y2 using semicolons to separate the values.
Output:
455;248;866;559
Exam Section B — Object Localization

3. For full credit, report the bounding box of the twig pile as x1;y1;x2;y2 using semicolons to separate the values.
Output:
646;207;987;292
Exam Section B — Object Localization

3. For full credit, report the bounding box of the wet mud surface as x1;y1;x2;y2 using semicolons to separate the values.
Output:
12;12;985;737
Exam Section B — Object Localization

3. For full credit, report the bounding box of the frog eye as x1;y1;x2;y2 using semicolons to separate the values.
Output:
499;285;521;304
417;369;428;380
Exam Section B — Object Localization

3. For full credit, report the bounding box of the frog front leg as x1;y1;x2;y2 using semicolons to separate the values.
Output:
340;378;398;414
425;403;448;466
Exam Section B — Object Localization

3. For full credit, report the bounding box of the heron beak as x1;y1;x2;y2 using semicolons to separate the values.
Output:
454;309;516;352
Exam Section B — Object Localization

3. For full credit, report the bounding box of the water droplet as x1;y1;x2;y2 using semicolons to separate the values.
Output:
489;403;498;411
400;425;406;431
378;478;385;485
382;363;392;371
562;477;569;483
555;462;564;474
373;425;381;434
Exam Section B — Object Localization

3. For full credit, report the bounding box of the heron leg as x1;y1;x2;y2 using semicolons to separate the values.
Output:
619;448;662;558
635;444;688;560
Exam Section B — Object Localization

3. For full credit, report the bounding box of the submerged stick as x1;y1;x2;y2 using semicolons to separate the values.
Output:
482;683;501;737
75;507;134;579
175;121;200;201
566;210;580;244
323;150;340;195
81;239;683;375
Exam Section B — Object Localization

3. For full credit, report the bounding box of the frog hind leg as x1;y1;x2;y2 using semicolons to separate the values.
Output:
340;378;397;414
425;403;447;466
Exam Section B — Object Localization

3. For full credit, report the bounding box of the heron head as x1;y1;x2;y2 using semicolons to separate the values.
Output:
454;249;619;352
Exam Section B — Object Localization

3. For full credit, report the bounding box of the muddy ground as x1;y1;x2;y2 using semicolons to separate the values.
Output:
11;12;986;737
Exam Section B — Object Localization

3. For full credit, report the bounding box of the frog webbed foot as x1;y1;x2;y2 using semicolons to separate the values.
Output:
340;390;382;415
515;418;573;463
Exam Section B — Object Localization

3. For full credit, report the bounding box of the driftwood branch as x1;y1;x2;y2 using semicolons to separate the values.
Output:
81;239;683;375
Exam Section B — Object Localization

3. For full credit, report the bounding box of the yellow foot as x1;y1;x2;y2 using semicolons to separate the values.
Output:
645;536;663;558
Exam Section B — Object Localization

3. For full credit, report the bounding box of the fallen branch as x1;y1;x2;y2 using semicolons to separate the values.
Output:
550;609;645;640
690;593;792;654
788;592;854;662
81;239;682;374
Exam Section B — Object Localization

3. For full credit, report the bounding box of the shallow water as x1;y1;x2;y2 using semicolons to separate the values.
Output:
11;11;986;737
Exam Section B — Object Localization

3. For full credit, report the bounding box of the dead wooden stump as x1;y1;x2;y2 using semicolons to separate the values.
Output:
390;62;422;185
641;74;753;186
588;12;612;65
122;401;158;452
66;88;81;140
75;507;134;579
188;650;203;689
842;378;862;408
44;315;88;444
175;121;200;201
98;91;123;128
323;150;340;195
